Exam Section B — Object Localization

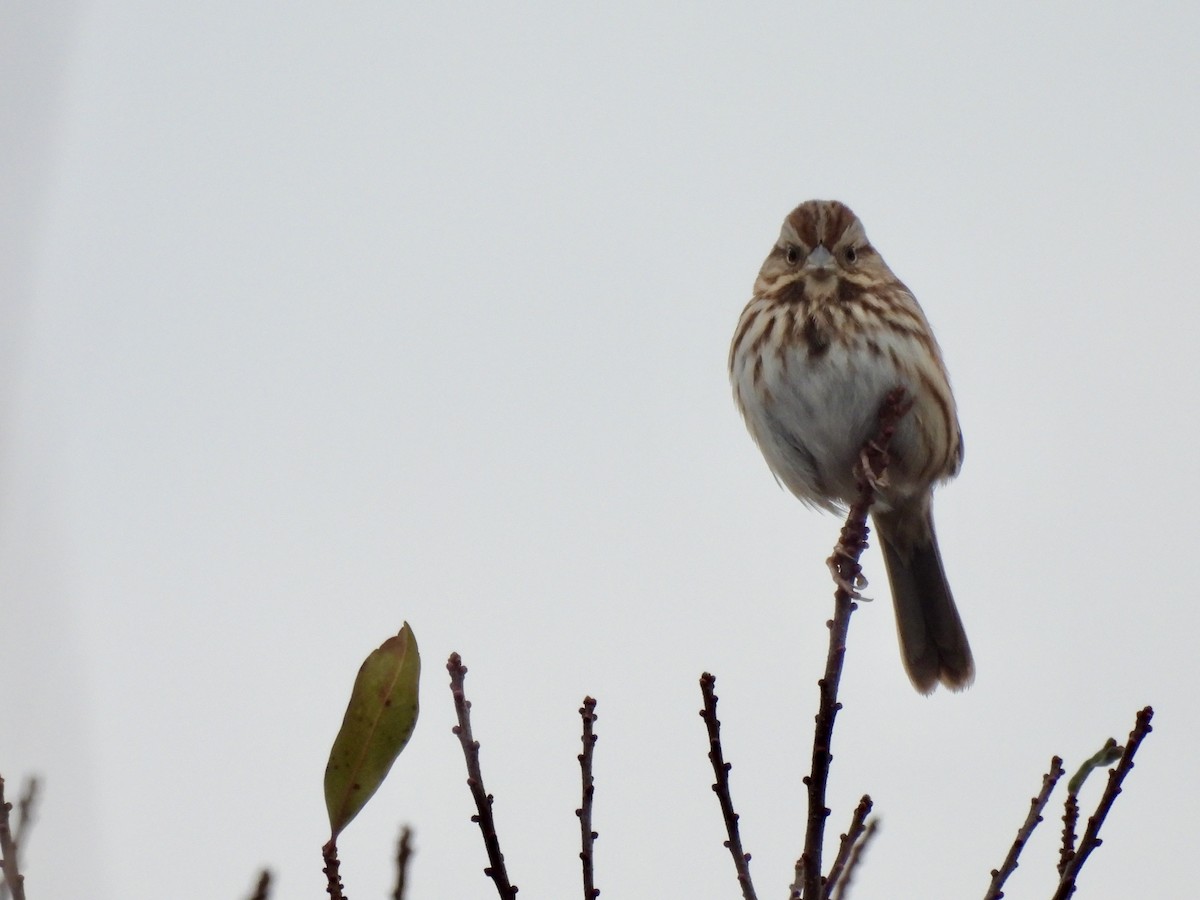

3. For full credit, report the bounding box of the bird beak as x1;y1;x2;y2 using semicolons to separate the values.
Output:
805;245;835;272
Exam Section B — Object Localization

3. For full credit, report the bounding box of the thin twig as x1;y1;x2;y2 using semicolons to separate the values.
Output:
823;795;873;898
984;756;1065;899
392;826;414;900
1052;707;1154;900
577;697;599;900
321;839;346;900
1058;738;1121;876
830;818;878;900
246;869;272;900
447;653;519;899
1058;791;1079;878
0;776;26;900
794;388;910;900
699;673;758;900
10;779;36;872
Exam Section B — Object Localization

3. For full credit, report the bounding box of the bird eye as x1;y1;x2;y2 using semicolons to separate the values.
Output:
844;246;858;263
784;245;801;265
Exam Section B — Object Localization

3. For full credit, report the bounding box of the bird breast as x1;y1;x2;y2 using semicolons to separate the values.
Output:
730;298;956;508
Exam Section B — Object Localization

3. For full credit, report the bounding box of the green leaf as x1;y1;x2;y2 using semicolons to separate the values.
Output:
1067;737;1123;795
324;623;421;837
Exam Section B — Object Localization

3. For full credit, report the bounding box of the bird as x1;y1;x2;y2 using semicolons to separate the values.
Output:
728;199;974;693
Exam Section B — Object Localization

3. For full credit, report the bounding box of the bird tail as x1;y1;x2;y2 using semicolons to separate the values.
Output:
874;505;974;694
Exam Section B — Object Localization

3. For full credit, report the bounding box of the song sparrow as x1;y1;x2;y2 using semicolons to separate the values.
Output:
729;200;974;693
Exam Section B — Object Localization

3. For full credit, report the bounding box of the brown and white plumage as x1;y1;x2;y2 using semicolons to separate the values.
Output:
729;200;973;693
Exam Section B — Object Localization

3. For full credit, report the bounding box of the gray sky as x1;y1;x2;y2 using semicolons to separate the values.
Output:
3;4;1197;898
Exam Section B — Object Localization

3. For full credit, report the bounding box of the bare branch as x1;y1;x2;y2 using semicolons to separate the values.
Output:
321;839;346;900
699;673;758;900
795;388;910;900
1058;792;1079;880
984;756;1065;900
447;653;519;899
1058;738;1121;875
823;795;873;898
1052;707;1154;900
10;779;36;871
576;697;599;900
246;869;271;900
0;775;26;900
830;817;878;900
392;826;414;900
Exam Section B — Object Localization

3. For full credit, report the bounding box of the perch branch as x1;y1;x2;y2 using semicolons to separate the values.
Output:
794;388;910;900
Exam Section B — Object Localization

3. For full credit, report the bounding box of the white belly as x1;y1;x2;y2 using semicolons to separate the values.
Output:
732;333;957;512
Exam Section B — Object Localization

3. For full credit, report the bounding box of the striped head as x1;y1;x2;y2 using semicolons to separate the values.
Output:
753;200;901;304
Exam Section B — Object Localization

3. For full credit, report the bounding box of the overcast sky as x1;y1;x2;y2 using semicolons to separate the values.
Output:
3;4;1198;899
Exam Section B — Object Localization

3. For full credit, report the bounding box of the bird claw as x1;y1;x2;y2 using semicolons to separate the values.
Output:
858;443;890;491
826;553;872;601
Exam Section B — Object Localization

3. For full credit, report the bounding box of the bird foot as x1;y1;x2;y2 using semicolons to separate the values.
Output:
858;443;891;491
826;552;872;601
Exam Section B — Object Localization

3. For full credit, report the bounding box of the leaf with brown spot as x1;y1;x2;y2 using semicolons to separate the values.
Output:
324;623;421;838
